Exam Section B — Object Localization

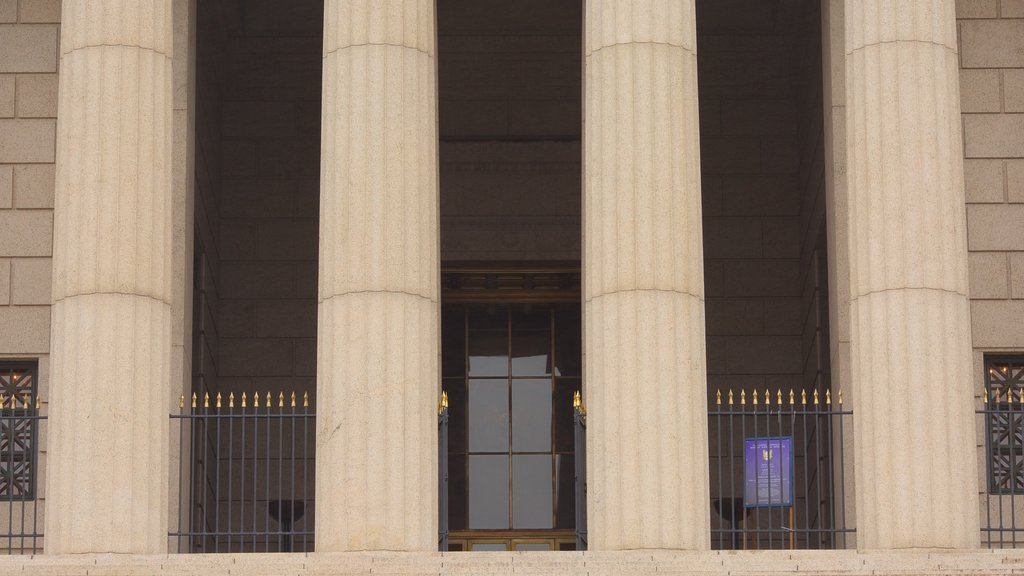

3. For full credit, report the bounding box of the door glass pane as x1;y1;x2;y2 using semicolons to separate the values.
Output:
512;379;551;452
554;454;575;529
469;330;508;377
553;379;577;453
469;379;508;452
515;542;552;551
449;454;467;530
471;543;508;551
445;377;467;454
512;455;553;529
511;330;551;376
469;455;509;529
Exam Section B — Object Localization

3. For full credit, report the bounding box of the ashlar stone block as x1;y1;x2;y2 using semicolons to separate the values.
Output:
0;74;13;117
964;159;1005;203
969;252;1009;299
1011;253;1024;299
959;69;1000;112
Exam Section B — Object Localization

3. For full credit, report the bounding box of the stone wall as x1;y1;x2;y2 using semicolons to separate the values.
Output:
0;0;59;552
438;0;582;262
957;0;1024;538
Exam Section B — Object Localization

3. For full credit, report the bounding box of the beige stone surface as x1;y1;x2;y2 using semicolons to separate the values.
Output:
0;305;48;353
971;299;1024;346
317;0;438;552
0;164;10;208
963;159;1004;203
846;0;978;549
964;114;1024;157
959;69;1000;113
1009;160;1024;203
1011;252;1024;298
969;252;1009;299
0;0;15;23
956;0;1000;17
0;74;12;117
1005;0;1024;17
19;0;59;23
1;549;1024;575
960;19;1024;68
585;0;708;551
0;210;52;256
967;204;1024;250
0;258;8;306
46;0;173;555
15;73;57;117
0;25;56;72
1006;70;1024;113
13;164;54;208
11;257;50;305
0;119;55;162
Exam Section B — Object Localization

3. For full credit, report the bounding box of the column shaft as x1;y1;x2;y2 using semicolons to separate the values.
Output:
584;0;709;550
47;0;173;554
316;0;439;551
845;0;979;549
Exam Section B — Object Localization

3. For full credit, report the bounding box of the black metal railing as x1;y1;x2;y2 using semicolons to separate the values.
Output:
979;358;1024;548
171;391;314;553
0;394;43;555
708;387;853;550
573;391;587;550
438;392;449;551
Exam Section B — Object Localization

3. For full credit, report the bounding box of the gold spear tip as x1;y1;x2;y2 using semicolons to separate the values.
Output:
813;389;820;404
728;389;734;405
715;389;722;405
291;391;297;407
266;391;272;406
789;389;795;405
34;395;40;410
573;390;581;409
242;391;247;408
826;389;832;405
752;388;758;405
441;390;449;410
278;391;284;408
838;388;844;405
801;389;807;405
777;389;783;405
229;392;235;408
204;392;210;408
740;389;747;405
192;393;197;409
254;391;260;408
216;392;222;409
764;388;770;405
303;391;309;408
179;394;184;409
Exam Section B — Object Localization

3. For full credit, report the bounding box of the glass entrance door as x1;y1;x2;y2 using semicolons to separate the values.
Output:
442;302;581;551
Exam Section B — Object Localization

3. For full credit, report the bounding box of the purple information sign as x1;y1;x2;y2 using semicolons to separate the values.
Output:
743;437;793;508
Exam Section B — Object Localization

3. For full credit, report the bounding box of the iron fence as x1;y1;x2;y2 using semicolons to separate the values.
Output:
979;357;1024;547
573;391;587;550
171;391;314;553
0;394;43;555
708;387;853;550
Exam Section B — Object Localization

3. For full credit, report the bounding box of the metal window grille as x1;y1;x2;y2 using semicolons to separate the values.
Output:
980;356;1024;547
708;387;853;549
0;362;43;554
171;391;314;553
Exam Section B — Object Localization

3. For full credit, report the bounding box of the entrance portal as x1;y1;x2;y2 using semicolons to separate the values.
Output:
441;269;582;551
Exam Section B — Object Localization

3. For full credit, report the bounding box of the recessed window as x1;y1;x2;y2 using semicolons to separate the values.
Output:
984;356;1024;494
0;361;39;500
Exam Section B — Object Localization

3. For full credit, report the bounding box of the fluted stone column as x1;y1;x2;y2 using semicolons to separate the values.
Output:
845;0;979;549
46;0;173;554
584;0;709;550
316;0;439;551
